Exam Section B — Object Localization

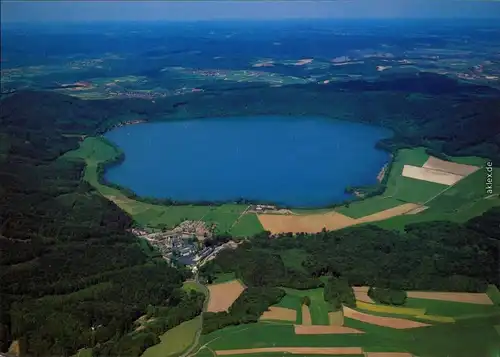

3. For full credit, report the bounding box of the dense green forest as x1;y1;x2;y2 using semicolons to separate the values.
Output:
0;91;203;357
200;212;500;330
1;74;499;356
202;217;500;292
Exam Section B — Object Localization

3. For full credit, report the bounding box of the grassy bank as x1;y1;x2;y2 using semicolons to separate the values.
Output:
61;137;263;236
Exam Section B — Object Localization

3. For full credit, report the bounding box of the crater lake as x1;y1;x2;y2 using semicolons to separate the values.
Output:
103;116;392;207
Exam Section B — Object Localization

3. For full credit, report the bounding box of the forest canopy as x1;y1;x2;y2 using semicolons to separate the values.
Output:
1;78;499;356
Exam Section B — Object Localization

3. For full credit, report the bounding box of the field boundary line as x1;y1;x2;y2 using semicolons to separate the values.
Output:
419;166;485;208
230;205;251;229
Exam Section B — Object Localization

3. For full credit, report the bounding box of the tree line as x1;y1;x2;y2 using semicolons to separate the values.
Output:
200;210;499;329
1;82;499;355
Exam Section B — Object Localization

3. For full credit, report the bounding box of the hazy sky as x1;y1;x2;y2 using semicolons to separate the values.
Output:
2;0;500;23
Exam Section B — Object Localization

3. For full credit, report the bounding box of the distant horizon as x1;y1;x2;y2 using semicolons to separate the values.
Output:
2;0;500;23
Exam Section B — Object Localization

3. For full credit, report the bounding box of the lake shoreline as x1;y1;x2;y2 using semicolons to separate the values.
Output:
99;116;394;210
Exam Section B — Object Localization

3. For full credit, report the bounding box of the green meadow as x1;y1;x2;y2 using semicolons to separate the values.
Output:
194;314;500;357
281;288;330;325
62;138;498;237
141;316;201;357
61;137;263;236
336;147;446;219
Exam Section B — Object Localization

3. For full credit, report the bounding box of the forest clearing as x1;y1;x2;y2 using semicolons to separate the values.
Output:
207;280;246;312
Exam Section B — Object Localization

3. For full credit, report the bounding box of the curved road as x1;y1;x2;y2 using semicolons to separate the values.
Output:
181;274;210;357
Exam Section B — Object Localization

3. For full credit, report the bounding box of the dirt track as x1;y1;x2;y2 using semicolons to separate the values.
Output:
352;286;374;303
207;280;246;312
260;307;297;322
407;291;493;305
342;306;431;329
294;325;364;335
216;347;364;355
302;305;312;325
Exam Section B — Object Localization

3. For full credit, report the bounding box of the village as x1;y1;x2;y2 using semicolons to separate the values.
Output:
129;220;238;273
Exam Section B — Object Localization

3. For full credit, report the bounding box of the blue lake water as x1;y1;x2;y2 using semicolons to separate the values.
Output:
104;116;392;208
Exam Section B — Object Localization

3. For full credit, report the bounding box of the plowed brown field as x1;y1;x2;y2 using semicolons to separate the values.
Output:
352;286;374;303
328;310;344;326
423;157;480;176
366;353;413;357
302;304;312;325
207;280;246;312
259;307;297;322
294;325;364;335
343;306;431;329
402;165;463;185
258;203;422;234
216;347;364;355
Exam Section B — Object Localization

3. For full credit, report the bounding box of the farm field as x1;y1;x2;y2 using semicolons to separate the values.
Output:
375;166;500;231
405;291;493;305
260;307;297;322
404;297;500;318
281;288;331;325
63;138;497;236
141;316;201;357
195;317;500;357
215;352;364;357
352;287;374;303
260;148;495;234
273;294;303;324
335;197;406;219
229;214;264;237
207;279;246;312
194;287;500;357
342;306;431;329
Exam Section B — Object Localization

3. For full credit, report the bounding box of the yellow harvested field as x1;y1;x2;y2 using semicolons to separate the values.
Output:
258;211;356;234
302;305;312;325
216;347;364;355
407;291;493;305
259;307;297;322
356;203;421;224
356;301;426;316
366;353;413;357
207;280;246;312
402;165;463;185
423;157;480;176
328;310;344;326
353;286;374;303
343;306;431;329
294;325;364;335
258;203;422;234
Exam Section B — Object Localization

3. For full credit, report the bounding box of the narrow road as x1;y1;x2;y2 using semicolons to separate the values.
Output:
181;272;209;357
230;205;251;229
